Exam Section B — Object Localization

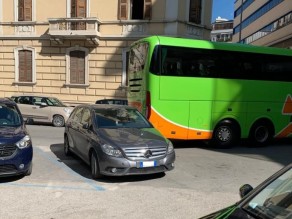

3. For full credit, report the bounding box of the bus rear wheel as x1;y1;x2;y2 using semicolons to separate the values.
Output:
249;121;274;146
212;121;239;149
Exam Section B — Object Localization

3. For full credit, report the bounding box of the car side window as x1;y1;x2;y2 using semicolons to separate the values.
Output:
81;108;91;125
19;96;32;105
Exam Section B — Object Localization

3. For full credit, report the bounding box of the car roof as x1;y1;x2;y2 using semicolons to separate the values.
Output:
0;98;18;105
78;103;135;110
12;95;51;98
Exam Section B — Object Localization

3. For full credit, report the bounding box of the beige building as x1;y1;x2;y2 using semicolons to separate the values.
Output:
233;0;292;48
0;0;212;105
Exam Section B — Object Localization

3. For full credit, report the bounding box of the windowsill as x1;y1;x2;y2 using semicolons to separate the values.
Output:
13;82;36;86
64;83;90;88
12;21;37;25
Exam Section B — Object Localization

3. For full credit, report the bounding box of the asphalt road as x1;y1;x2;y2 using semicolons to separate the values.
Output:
0;124;291;219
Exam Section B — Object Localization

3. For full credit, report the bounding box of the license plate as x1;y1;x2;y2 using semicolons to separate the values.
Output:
137;161;157;168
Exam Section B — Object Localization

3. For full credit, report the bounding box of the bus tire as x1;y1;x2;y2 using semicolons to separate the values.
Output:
212;121;239;149
249;121;274;146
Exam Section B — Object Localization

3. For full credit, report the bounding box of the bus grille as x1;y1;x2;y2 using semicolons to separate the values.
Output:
123;146;167;161
0;144;17;157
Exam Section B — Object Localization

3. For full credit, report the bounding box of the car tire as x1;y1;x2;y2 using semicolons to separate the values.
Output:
26;163;32;176
64;136;72;156
249;121;273;146
52;115;65;127
90;152;102;179
212;122;239;149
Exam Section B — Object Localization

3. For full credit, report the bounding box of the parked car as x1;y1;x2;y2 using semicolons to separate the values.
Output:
0;98;33;177
95;99;128;105
200;163;292;219
64;104;175;179
11;95;74;127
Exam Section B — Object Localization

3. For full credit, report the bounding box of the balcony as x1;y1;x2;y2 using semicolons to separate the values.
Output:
48;17;101;44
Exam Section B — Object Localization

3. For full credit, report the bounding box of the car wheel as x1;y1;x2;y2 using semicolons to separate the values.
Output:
52;115;65;127
90;152;102;179
249;122;273;146
212;122;239;148
64;136;72;156
26;163;32;176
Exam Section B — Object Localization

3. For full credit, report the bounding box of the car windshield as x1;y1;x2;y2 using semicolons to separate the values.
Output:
0;104;22;127
242;167;292;219
94;108;152;128
46;97;66;107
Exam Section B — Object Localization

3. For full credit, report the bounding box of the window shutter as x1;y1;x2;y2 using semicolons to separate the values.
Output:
189;0;201;24
24;0;32;21
144;0;152;20
119;0;128;20
19;50;32;82
18;0;24;21
70;51;85;84
77;0;86;17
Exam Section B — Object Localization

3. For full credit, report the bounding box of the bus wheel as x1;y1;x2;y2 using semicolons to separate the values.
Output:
212;122;239;148
249;121;274;146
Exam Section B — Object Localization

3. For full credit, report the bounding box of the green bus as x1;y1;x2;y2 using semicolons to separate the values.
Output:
127;36;292;147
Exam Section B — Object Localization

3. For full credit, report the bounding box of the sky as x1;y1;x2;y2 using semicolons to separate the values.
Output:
212;0;234;22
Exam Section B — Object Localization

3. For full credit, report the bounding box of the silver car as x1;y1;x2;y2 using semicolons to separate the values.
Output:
64;104;175;179
11;95;73;127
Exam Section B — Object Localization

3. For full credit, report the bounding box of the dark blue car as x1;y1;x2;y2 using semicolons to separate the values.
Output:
0;98;33;177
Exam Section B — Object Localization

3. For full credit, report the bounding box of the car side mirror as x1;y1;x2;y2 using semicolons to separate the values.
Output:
239;184;253;198
26;118;33;125
82;123;89;129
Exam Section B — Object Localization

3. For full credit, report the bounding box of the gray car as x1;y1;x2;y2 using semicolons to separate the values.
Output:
64;104;175;179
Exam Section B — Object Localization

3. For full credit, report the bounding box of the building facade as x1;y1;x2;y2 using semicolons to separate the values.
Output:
233;0;292;48
0;0;212;105
211;17;233;42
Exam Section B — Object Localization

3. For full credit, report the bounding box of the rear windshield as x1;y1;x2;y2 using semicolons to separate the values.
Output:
0;104;22;126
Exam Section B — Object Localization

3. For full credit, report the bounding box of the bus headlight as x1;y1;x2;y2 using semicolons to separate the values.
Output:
16;135;32;149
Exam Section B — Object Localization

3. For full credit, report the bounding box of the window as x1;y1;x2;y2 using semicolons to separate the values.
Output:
14;47;36;84
119;0;152;20
71;0;87;30
66;47;89;86
189;0;201;24
18;0;32;21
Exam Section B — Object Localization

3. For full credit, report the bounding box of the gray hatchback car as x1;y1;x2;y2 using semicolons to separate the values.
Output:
64;104;175;179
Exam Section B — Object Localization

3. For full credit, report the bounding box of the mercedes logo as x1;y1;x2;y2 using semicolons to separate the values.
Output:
144;150;152;158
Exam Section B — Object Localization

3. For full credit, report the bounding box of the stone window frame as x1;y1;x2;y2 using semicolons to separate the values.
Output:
65;46;89;88
14;46;36;85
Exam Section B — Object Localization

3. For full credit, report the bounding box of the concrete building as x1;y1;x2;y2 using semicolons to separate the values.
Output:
233;0;292;48
211;17;233;42
0;0;212;105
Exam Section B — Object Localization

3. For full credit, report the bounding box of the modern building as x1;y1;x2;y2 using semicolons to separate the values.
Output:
0;0;212;105
211;17;233;42
233;0;292;48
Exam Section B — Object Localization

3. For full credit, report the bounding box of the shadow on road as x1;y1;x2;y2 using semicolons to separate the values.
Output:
50;143;166;183
172;139;292;166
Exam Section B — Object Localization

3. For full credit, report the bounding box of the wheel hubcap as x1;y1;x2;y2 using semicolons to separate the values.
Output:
255;126;269;143
217;127;231;142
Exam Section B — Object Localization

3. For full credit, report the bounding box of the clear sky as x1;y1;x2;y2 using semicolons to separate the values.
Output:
212;0;234;22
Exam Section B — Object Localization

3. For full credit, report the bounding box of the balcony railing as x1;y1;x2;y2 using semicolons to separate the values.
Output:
48;17;101;44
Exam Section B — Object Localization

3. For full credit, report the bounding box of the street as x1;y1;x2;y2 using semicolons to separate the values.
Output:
0;124;291;219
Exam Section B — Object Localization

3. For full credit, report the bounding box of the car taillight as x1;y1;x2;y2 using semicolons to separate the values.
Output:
146;91;151;119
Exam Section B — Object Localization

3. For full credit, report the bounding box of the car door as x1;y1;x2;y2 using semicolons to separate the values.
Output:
16;96;35;121
30;97;52;123
66;107;83;155
75;107;93;161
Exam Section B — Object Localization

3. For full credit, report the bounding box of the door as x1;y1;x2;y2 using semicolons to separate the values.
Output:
71;0;87;30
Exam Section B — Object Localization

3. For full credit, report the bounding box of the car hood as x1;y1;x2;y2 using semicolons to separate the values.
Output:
98;128;168;148
0;126;27;143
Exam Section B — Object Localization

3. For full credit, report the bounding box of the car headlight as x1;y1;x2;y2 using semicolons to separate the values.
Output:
101;144;122;157
16;135;32;149
64;108;72;115
167;140;174;154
